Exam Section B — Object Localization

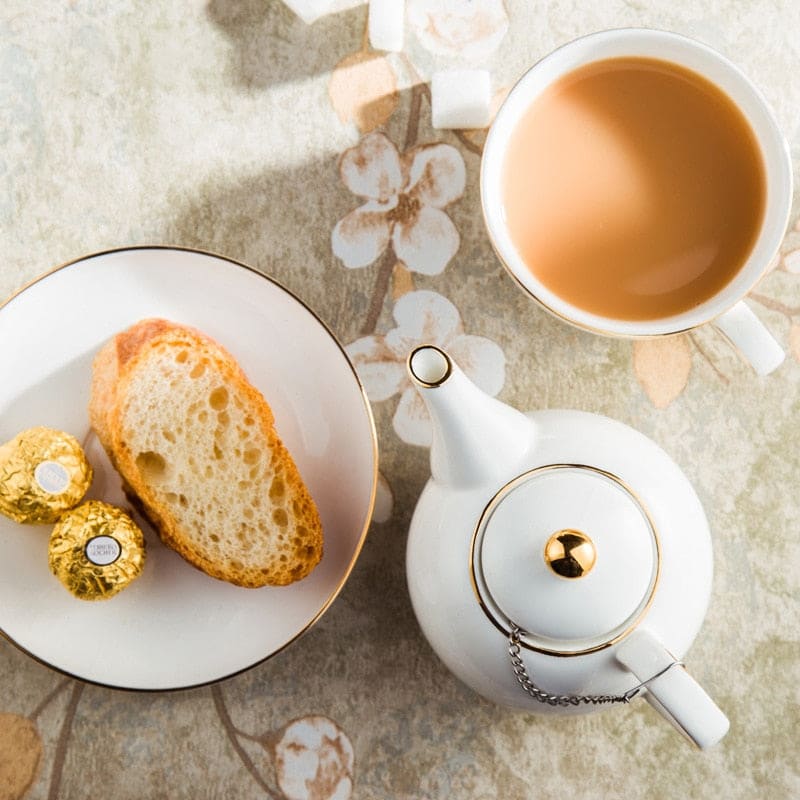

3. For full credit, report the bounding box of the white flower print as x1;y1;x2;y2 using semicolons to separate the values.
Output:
372;472;394;523
273;715;355;800
783;248;800;273
346;290;505;446
407;0;509;63
332;132;465;275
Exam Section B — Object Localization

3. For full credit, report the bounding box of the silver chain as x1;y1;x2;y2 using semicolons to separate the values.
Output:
508;625;682;707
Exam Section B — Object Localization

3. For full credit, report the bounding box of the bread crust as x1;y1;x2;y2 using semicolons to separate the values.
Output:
89;319;323;587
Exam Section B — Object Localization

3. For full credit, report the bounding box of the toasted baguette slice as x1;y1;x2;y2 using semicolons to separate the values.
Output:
88;319;323;587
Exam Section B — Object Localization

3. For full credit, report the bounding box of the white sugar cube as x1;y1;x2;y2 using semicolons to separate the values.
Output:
368;0;405;52
281;0;337;24
431;69;492;130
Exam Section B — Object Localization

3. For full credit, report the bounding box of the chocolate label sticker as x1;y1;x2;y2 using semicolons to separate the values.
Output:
85;535;121;566
34;461;70;495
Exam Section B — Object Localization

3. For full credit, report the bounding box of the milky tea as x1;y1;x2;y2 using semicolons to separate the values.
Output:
501;56;767;321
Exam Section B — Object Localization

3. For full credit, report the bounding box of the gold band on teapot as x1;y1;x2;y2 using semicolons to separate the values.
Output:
469;463;661;657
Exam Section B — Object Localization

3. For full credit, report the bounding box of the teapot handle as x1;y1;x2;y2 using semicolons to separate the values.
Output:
616;629;729;749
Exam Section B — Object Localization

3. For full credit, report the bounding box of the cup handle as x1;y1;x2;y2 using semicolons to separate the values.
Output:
712;300;784;376
616;630;729;749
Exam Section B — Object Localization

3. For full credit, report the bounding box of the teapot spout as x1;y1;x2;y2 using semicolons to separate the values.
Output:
408;345;535;489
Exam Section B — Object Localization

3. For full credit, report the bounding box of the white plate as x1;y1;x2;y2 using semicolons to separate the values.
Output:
0;247;377;690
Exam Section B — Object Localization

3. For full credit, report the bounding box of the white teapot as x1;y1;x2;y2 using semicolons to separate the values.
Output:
405;345;729;749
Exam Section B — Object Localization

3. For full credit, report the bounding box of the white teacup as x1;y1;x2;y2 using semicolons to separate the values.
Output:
481;28;793;375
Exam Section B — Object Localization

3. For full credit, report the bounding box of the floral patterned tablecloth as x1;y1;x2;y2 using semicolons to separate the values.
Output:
1;2;799;798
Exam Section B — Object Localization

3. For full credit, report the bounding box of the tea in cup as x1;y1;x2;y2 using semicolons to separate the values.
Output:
481;29;793;374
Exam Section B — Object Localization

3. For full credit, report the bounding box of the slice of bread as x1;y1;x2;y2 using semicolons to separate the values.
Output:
88;318;323;587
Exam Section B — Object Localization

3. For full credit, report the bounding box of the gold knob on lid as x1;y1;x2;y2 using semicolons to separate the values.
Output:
544;529;597;579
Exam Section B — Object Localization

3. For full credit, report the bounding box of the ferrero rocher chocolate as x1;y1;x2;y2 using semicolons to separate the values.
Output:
0;427;93;524
48;500;145;600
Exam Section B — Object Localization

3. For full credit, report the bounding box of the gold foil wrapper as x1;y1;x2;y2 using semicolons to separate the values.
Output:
49;500;146;601
0;427;93;524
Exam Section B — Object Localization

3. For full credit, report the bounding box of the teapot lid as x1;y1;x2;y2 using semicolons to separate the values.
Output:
471;464;660;655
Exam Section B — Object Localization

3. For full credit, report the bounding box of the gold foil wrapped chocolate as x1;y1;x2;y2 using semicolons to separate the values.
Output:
0;427;93;524
49;500;146;600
